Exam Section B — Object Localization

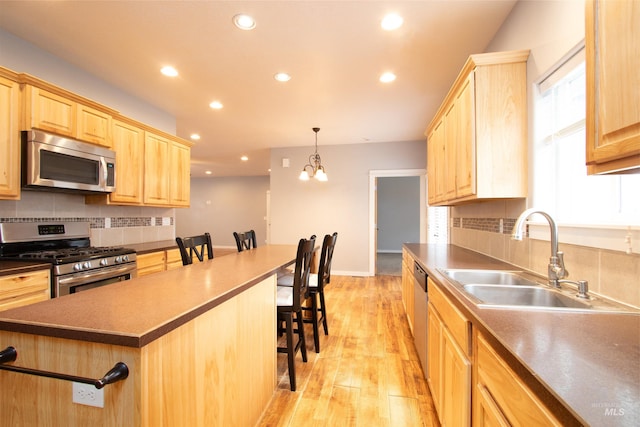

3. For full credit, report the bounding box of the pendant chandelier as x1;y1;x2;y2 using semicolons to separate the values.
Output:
299;127;328;181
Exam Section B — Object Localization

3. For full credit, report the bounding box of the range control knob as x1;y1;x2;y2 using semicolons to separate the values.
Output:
83;261;91;269
73;263;83;271
115;256;121;263
122;255;129;262
100;259;108;266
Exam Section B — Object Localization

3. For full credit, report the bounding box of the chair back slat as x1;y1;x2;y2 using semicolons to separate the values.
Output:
317;232;338;289
291;236;316;310
233;230;257;252
176;232;214;265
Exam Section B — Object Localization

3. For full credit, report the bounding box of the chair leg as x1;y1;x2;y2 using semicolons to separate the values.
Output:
284;313;296;391
295;309;307;362
310;292;320;353
319;289;329;335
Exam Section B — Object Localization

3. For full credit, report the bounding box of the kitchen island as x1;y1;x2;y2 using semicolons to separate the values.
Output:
405;243;640;426
0;245;297;426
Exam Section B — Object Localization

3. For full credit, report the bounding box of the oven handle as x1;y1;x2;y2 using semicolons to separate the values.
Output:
57;264;136;287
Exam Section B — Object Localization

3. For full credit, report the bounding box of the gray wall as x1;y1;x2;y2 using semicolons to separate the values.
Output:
270;140;426;276
377;176;420;253
175;176;270;248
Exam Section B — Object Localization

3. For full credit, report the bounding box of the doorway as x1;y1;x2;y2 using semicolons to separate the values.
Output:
369;169;426;276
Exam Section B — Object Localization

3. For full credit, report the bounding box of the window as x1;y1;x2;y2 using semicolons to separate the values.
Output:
533;47;640;227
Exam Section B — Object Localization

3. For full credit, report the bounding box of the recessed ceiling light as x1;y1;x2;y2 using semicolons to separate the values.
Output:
205;170;212;175
160;66;178;77
209;101;223;109
233;14;256;30
381;13;403;31
274;72;291;82
241;155;249;161
190;133;201;140
380;72;397;83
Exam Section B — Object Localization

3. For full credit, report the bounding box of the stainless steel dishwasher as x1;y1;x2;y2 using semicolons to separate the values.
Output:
412;261;428;378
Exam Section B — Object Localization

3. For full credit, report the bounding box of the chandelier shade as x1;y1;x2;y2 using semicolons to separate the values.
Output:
299;127;328;181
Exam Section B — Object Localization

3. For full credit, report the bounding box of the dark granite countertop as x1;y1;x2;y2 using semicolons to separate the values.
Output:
0;261;51;277
404;243;640;427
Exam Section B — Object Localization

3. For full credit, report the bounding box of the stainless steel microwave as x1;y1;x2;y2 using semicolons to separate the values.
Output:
22;130;116;193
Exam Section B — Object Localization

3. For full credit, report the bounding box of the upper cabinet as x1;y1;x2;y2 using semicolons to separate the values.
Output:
0;68;21;200
143;130;191;207
585;0;640;174
426;50;529;206
22;78;115;148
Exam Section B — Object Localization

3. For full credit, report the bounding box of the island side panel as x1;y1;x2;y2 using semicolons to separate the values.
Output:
0;332;141;426
141;274;277;426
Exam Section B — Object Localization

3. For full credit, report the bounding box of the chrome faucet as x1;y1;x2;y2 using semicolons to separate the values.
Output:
512;208;568;288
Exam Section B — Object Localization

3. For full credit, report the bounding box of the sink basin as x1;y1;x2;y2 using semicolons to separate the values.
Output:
443;269;540;286
462;285;592;309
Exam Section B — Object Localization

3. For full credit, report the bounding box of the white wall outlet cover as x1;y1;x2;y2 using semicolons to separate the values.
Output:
282;158;290;168
72;382;104;408
162;217;171;226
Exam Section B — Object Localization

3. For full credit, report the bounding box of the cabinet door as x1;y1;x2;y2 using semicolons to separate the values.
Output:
427;303;443;419
427;119;446;204
0;270;50;311
169;140;191;207
28;86;76;137
0;76;20;200
586;0;640;174
454;74;475;198
144;132;171;205
443;103;457;201
77;104;112;147
441;327;471;426
165;248;184;271
110;120;144;204
475;384;510;427
136;251;167;277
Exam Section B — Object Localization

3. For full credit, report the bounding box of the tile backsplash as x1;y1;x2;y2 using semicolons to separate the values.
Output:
450;213;640;309
0;191;175;247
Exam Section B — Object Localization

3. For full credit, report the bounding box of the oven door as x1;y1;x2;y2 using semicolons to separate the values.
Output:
55;263;137;297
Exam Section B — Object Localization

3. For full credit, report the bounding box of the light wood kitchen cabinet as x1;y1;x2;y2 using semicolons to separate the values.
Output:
165;248;184;270
169;139;191;207
23;84;113;147
475;333;561;426
426;50;529;206
427;278;471;426
0;269;50;311
137;248;183;276
585;0;640;174
143;131;191;207
401;249;415;333
0;70;21;200
136;251;167;277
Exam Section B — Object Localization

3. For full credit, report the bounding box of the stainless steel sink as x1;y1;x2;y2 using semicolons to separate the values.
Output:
462;285;592;309
438;268;639;313
443;269;540;287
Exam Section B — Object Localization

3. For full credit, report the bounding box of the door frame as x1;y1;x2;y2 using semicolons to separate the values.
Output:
368;169;426;276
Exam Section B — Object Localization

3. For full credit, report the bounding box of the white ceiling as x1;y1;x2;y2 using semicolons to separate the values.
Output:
0;0;517;177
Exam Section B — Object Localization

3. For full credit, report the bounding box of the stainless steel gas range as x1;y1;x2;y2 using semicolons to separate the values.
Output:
0;222;137;297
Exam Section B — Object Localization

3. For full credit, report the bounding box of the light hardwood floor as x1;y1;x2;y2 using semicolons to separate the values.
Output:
258;275;439;427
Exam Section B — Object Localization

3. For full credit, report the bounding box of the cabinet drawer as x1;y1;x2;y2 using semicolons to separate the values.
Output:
136;251;166;270
165;248;184;270
476;334;561;426
429;278;469;355
0;270;50;311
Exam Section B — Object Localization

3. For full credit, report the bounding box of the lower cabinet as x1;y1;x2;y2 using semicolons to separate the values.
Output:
0;269;50;311
165;248;184;271
427;278;471;426
136;251;168;277
475;333;561;426
401;249;415;333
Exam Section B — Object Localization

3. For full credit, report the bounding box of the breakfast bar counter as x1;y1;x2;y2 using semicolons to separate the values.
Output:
0;245;297;426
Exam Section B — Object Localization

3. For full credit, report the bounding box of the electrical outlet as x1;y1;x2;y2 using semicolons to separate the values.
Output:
72;382;104;408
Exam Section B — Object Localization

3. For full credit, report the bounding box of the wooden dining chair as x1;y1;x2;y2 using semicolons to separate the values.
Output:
175;232;214;266
276;235;315;391
233;230;257;252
